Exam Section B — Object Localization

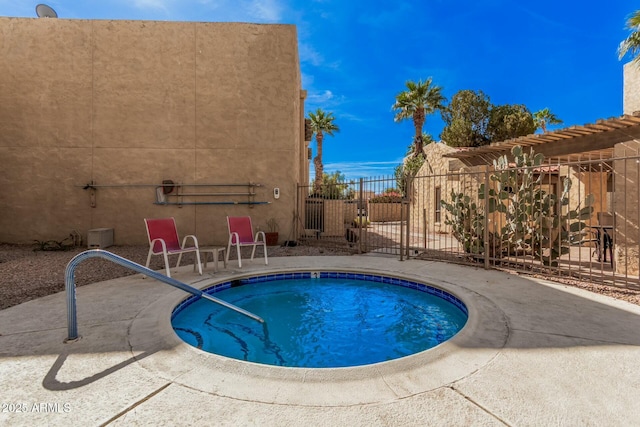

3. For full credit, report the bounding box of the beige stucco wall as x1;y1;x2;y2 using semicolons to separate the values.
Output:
0;18;304;245
613;141;640;275
410;143;482;235
567;167;608;223
623;62;640;115
368;203;402;222
410;145;614;244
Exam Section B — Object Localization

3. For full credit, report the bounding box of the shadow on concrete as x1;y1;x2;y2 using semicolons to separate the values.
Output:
42;349;156;391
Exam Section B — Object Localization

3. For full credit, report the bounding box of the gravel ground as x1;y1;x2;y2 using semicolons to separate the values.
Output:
0;243;350;310
1;243;638;310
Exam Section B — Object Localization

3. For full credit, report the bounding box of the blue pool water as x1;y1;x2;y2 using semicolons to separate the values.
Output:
171;273;468;368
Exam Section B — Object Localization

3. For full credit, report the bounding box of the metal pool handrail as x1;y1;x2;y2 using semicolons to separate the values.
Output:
64;249;264;342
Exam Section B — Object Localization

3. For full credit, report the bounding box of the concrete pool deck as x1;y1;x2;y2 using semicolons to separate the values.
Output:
1;254;639;426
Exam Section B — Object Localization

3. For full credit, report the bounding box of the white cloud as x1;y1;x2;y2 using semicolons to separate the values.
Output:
299;42;323;67
246;0;283;22
155;0;286;23
301;72;314;88
325;159;403;171
338;112;364;123
133;0;170;12
307;89;335;104
517;6;568;30
312;159;403;182
305;90;348;112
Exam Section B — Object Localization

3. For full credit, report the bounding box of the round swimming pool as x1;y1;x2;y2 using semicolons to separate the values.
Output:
171;272;468;368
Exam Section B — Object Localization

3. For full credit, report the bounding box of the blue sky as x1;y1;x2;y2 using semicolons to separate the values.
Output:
1;1;636;181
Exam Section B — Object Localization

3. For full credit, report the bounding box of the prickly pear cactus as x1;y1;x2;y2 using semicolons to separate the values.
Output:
482;146;594;266
440;189;486;255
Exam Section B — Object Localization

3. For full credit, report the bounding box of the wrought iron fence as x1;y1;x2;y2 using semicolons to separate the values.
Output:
296;176;409;255
296;151;640;287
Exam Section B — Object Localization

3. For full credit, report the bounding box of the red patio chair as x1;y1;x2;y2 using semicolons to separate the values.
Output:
144;217;202;277
225;216;268;268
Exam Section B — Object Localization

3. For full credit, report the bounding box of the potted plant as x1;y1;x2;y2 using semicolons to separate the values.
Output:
265;218;279;246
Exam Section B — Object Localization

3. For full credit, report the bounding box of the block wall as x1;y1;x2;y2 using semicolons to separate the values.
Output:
0;18;303;245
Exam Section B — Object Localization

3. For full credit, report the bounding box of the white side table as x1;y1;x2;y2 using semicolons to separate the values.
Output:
199;246;227;271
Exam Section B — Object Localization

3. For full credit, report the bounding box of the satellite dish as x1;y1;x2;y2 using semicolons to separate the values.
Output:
36;4;58;18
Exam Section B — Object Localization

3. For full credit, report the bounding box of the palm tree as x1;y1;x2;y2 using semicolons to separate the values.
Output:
618;9;640;65
308;108;339;193
533;108;563;133
392;78;445;157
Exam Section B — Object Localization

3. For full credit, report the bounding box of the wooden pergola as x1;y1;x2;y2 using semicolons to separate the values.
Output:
444;112;640;166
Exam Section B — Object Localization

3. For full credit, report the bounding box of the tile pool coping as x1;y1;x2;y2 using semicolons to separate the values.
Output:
171;271;469;320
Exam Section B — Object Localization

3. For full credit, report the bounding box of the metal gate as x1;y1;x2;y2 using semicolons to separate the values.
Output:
296;151;640;287
296;176;412;257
